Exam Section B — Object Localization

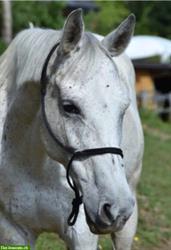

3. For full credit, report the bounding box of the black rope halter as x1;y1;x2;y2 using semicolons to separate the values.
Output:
40;43;124;226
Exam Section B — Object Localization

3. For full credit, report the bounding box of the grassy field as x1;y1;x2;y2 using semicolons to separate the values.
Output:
36;110;171;250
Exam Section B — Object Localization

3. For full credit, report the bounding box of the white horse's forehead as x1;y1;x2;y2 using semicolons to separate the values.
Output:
63;52;117;84
57;55;129;107
54;36;130;107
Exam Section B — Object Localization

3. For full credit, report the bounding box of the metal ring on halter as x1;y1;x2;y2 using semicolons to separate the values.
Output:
40;43;124;226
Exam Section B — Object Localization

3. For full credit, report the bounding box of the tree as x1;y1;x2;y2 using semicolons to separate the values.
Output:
2;0;12;44
84;1;129;35
12;1;66;34
126;1;171;38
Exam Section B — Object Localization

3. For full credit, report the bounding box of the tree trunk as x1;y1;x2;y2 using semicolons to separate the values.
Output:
2;0;12;44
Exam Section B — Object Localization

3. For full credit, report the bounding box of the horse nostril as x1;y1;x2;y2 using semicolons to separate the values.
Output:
103;203;114;221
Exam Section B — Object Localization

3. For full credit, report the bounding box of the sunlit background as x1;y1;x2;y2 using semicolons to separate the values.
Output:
0;1;171;250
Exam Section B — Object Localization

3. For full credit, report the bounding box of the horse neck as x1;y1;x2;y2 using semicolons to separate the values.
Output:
0;29;64;176
2;81;46;173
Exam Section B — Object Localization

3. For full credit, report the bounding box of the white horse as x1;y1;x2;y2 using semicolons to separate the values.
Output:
0;9;144;250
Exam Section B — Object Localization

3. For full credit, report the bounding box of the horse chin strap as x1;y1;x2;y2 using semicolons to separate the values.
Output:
40;43;124;226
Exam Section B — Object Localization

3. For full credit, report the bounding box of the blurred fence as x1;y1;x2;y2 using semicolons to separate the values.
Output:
138;91;171;121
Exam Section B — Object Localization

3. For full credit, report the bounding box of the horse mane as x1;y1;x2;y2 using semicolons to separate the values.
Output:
0;28;110;90
0;28;62;90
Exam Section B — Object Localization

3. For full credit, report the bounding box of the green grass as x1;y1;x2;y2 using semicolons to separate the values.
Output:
35;233;65;250
134;109;171;250
36;110;171;250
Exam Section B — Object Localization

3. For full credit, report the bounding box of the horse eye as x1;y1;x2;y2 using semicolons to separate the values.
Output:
62;102;80;115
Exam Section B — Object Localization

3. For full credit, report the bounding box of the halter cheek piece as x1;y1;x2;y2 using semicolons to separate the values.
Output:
40;43;124;226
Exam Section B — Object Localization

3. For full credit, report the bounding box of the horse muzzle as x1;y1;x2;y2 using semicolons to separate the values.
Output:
84;198;135;234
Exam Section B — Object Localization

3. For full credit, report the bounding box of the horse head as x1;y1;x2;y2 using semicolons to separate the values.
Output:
40;9;135;234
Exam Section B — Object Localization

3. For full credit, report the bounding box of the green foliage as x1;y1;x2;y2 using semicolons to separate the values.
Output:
146;2;171;39
84;1;129;35
126;1;171;38
12;1;66;33
84;1;171;38
0;0;171;50
0;38;7;54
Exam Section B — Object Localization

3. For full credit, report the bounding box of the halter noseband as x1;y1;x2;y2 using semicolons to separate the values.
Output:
40;43;124;226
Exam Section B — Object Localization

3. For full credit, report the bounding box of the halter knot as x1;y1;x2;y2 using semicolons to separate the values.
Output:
67;189;83;226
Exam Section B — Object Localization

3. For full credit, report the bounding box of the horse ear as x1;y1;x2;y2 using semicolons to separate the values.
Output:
58;9;84;54
101;14;135;56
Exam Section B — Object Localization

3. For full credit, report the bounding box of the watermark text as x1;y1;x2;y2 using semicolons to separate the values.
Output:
0;246;30;250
